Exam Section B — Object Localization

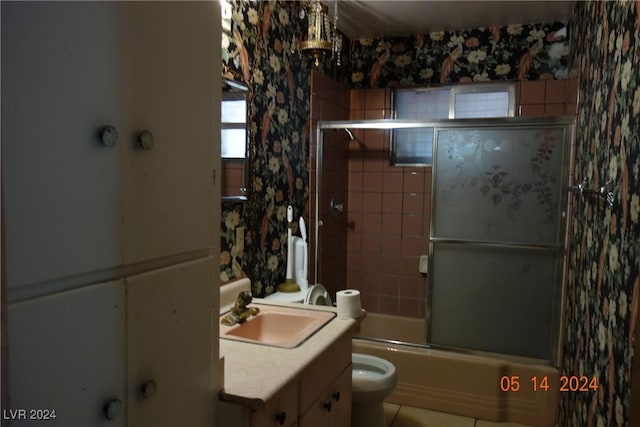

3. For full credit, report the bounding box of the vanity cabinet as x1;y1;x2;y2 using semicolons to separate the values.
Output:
219;324;353;427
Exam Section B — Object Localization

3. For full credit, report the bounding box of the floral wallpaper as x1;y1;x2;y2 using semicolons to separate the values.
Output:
221;0;311;296
220;201;246;282
559;1;640;425
349;21;569;88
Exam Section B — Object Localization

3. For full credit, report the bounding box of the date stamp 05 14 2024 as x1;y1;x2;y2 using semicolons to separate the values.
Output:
500;375;599;393
3;409;58;421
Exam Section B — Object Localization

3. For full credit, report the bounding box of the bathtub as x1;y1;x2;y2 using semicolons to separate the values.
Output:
353;313;559;427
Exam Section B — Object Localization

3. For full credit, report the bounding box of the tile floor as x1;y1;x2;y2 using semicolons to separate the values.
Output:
384;403;535;427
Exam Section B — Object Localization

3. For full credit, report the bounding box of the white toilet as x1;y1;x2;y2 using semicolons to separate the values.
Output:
351;353;397;427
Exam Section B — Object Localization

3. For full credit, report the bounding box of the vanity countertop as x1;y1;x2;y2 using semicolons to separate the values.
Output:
218;299;358;411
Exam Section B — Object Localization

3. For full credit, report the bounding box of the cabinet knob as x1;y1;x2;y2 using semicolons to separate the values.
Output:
138;130;154;150
103;398;123;421
323;400;332;412
274;411;286;425
100;125;119;147
332;391;341;402
141;380;158;399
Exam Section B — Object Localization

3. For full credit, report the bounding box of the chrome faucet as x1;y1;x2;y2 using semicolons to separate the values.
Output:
221;291;260;326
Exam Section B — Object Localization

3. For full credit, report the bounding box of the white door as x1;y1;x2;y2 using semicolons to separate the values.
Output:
119;1;216;264
126;257;214;427
1;2;123;290
8;281;126;427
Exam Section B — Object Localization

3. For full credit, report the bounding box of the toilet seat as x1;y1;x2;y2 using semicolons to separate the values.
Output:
304;284;332;306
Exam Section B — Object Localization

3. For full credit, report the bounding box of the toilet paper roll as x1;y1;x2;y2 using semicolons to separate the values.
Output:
336;289;362;319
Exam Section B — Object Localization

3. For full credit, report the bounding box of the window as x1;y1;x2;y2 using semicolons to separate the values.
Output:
221;81;248;159
392;82;515;166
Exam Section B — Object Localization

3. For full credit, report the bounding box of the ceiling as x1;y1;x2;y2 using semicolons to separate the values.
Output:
328;1;576;39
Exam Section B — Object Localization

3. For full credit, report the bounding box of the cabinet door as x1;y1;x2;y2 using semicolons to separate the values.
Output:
1;1;122;290
126;257;214;427
298;395;328;427
7;281;126;427
119;2;216;264
327;366;351;427
251;380;299;427
298;365;352;427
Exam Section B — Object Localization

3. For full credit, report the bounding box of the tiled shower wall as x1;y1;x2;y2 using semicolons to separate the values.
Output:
347;88;431;318
345;79;577;319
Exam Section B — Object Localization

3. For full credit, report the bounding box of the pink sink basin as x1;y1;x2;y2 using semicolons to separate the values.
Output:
220;304;335;348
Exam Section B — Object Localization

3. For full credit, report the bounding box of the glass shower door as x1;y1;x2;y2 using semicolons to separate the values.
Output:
428;121;572;361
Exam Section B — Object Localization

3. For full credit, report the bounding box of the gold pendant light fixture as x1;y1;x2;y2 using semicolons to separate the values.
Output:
299;0;340;67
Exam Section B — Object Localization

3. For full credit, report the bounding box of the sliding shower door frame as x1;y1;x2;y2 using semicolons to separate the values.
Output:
316;117;575;365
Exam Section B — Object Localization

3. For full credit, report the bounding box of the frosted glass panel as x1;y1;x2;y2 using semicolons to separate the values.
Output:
430;243;560;359
454;91;510;118
221;129;246;158
221;99;246;122
221;97;247;159
394;128;434;165
396;89;450;119
433;127;567;245
393;89;449;165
